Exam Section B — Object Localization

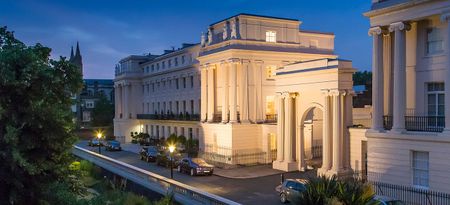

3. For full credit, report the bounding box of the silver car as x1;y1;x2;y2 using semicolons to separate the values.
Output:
275;179;308;203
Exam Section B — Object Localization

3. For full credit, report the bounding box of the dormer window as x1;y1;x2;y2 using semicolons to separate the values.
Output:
266;31;276;42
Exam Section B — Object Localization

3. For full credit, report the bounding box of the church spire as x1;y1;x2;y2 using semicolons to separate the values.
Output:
75;41;81;57
70;46;74;61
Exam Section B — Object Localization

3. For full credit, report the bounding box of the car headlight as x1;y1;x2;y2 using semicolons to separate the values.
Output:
196;167;202;171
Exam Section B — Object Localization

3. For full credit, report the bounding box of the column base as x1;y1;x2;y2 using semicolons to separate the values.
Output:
229;120;238;124
240;119;250;124
389;128;406;134
317;168;352;178
272;160;298;172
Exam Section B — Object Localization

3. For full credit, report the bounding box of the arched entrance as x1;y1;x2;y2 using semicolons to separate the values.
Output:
300;106;324;170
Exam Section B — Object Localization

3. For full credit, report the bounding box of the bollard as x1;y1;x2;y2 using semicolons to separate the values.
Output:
280;173;285;184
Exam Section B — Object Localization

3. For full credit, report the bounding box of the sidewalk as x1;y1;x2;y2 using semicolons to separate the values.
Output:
213;164;285;179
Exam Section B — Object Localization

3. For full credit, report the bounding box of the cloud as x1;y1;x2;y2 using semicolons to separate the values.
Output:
89;43;127;57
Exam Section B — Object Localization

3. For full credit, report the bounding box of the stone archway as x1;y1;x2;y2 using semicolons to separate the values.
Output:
298;104;325;171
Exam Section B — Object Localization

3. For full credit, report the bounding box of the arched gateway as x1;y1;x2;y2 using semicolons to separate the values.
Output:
272;58;355;177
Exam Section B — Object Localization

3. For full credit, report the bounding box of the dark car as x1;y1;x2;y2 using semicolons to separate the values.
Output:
276;179;308;203
139;146;158;162
156;151;182;168
105;140;122;151
88;138;103;147
177;158;214;176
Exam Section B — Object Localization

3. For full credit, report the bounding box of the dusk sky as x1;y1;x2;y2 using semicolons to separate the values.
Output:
1;0;372;79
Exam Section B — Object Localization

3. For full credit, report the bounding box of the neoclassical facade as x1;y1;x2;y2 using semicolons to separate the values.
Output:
346;0;450;193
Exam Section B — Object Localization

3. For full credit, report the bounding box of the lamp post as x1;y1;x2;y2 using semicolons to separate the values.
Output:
97;133;102;154
169;145;175;179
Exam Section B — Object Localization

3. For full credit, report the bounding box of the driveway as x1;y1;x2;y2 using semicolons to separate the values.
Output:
77;141;315;205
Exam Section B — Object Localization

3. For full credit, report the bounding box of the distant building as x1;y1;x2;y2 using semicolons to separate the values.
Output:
69;42;114;128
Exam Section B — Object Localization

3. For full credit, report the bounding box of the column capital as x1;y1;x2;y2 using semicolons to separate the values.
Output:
368;26;388;36
441;10;450;22
220;60;228;65
321;89;330;96
254;60;264;64
346;90;356;96
282;92;297;98
241;59;251;64
329;89;346;96
228;58;241;64
388;22;411;32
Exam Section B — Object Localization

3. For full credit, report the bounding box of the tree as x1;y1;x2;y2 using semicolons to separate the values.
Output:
353;71;372;86
91;94;114;127
0;27;83;203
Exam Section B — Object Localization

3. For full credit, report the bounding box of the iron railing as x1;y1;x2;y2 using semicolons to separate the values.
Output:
136;113;200;121
383;115;445;132
370;181;450;205
213;114;222;123
72;146;240;205
264;114;277;123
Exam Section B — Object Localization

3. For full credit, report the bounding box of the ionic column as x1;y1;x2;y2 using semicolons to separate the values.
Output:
284;92;295;163
276;93;285;162
321;90;332;171
123;84;130;119
296;93;305;171
331;90;344;171
200;66;207;122
255;60;264;122
114;85;118;118
221;62;229;123
207;65;215;123
369;27;386;131
229;59;239;123
441;13;450;132
389;22;410;132
240;60;250;123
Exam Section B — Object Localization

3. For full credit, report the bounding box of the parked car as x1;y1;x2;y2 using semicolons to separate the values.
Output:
275;179;308;204
373;195;405;205
88;138;103;147
105;140;122;151
177;158;214;176
156;151;182;168
139;146;158;162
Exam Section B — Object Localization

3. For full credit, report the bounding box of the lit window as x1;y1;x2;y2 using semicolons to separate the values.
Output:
266;31;276;42
266;96;275;115
426;28;443;55
412;151;429;188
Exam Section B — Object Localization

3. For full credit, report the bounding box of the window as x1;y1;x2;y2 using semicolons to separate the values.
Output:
151;65;155;72
183;77;186;88
412;151;429;188
182;55;185;64
426;28;444;55
156;63;160;70
190;76;194;88
175;57;178;66
86;101;94;108
162;61;166;69
188;128;193;139
176;78;179;89
266;31;276;42
190;100;194;114
168;59;172;67
152;83;155;92
427;82;445;127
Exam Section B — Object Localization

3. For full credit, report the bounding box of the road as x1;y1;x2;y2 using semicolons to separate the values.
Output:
76;141;314;205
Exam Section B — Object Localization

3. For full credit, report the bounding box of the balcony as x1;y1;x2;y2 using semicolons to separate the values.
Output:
136;113;200;121
383;115;445;132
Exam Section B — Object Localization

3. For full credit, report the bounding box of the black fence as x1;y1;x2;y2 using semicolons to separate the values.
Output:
383;115;444;132
370;181;450;205
136;113;200;121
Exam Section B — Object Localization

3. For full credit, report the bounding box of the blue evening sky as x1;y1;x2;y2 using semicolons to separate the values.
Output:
1;0;373;79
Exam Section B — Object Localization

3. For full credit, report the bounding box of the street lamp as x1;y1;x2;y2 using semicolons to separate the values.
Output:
168;145;176;179
97;132;102;154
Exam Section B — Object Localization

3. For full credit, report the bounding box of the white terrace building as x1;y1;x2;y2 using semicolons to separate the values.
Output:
352;0;450;193
114;44;202;141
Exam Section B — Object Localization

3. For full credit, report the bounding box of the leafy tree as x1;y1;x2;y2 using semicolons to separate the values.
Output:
91;94;114;127
0;27;83;203
353;71;372;86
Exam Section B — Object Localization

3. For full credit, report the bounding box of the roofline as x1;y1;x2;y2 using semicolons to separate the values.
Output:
300;30;334;36
209;13;299;26
140;43;200;65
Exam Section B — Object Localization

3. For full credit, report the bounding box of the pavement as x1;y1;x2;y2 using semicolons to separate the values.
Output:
119;142;283;179
76;140;316;205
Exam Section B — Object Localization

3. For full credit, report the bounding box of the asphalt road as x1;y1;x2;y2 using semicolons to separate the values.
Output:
76;141;315;205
